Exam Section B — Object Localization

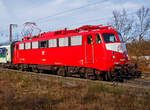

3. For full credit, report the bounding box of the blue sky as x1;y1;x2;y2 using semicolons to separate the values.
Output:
0;0;150;43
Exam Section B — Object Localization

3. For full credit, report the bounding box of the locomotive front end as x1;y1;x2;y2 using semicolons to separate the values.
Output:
102;31;140;80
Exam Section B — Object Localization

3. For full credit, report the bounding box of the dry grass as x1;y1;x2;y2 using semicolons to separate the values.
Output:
138;59;150;72
0;69;150;110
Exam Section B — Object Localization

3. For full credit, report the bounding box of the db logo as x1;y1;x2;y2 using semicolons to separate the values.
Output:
42;51;45;55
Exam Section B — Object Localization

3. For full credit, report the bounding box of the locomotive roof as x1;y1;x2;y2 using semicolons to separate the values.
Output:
17;25;116;44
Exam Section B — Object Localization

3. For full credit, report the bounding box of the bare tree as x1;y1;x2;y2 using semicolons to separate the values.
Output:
134;6;150;41
108;9;133;42
132;7;150;56
109;7;150;70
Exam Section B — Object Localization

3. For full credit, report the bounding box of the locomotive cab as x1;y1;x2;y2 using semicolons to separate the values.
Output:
101;31;128;70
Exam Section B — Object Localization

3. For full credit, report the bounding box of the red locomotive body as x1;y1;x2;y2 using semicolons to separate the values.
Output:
13;25;131;80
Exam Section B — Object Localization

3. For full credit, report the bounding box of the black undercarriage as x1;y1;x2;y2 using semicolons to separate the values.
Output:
0;63;141;82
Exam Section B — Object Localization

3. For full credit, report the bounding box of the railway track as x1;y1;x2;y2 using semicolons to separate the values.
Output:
1;67;150;90
125;79;150;89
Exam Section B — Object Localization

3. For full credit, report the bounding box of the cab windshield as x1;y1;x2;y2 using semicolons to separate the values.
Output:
102;33;117;43
118;33;123;42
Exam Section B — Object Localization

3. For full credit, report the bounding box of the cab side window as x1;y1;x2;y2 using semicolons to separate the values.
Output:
95;34;102;43
87;36;93;44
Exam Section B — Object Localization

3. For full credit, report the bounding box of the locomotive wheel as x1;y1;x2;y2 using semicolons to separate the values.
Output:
103;71;112;81
57;67;66;77
85;68;96;80
19;64;24;71
32;66;39;73
107;71;113;81
95;74;103;81
95;70;103;80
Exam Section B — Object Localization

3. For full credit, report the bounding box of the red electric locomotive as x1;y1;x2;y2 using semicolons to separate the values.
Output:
13;25;139;81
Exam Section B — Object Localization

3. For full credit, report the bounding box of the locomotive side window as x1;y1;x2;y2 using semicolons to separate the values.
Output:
39;40;47;48
25;42;31;49
71;35;82;46
32;41;38;49
59;37;68;47
19;43;24;50
95;34;102;43
49;39;57;47
87;36;93;44
102;33;117;43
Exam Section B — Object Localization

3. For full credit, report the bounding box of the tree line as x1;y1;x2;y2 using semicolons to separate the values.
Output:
109;6;150;57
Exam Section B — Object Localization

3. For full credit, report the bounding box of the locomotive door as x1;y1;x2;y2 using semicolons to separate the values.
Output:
14;44;19;63
94;33;104;66
85;34;94;64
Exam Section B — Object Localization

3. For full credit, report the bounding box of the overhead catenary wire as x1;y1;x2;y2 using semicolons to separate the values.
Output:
0;9;138;36
26;0;109;23
35;5;138;32
0;1;139;44
1;0;138;31
0;0;110;37
37;9;137;32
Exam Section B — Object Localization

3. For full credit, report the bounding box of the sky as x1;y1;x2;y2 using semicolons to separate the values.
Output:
0;0;150;43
